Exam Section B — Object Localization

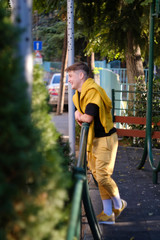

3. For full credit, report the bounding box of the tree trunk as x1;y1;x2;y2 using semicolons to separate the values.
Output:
11;0;33;101
87;52;94;78
126;31;145;102
57;26;68;115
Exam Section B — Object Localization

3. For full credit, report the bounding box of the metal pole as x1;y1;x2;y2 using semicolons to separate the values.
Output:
66;175;84;240
147;0;154;148
138;0;160;183
112;89;115;122
11;0;33;101
138;0;155;170
67;0;75;155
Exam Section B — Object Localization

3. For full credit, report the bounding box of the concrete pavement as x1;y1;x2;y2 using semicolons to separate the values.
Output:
83;147;160;240
51;112;69;139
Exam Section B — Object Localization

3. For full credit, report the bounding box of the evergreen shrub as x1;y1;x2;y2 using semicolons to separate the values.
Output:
0;2;71;239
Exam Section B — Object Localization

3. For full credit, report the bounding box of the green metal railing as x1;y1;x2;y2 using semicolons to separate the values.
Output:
112;88;147;119
112;87;160;184
137;0;160;184
66;123;102;240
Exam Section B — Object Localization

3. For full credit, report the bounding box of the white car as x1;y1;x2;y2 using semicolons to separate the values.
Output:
47;73;68;105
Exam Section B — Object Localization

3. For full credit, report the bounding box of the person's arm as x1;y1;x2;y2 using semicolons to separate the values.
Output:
75;110;94;126
75;110;83;126
79;113;94;124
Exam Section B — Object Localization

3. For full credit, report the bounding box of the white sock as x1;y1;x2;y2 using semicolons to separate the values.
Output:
102;199;113;216
111;194;122;209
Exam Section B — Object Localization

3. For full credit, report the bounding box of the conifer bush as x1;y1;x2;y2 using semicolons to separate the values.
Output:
0;2;71;239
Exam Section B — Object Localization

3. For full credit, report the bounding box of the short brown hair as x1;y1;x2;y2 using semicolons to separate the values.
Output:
65;62;89;76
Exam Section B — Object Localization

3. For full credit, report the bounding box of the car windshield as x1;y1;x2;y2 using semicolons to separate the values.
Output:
51;74;68;84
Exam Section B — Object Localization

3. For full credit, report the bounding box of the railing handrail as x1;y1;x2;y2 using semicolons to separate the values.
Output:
110;67;149;84
112;88;160;115
66;123;102;240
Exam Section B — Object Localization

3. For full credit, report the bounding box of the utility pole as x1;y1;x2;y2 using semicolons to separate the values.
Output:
67;0;75;155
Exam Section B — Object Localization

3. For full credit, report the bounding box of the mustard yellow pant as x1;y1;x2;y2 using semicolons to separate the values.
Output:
88;132;119;200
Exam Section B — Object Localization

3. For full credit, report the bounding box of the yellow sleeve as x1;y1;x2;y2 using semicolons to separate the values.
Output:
84;89;102;107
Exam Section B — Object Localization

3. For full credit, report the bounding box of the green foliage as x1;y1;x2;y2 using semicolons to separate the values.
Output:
0;2;72;239
33;0;67;13
32;11;66;61
32;0;69;61
154;19;160;66
32;0;160;64
77;0;159;65
83;0;147;59
30;65;72;240
124;0;152;4
93;67;103;74
75;0;100;38
134;77;147;118
75;121;81;146
129;77;160;148
33;0;88;62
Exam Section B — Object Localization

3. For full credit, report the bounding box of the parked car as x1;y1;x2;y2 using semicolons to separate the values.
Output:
47;73;68;105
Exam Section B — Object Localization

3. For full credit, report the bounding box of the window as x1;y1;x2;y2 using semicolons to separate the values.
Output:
52;75;60;84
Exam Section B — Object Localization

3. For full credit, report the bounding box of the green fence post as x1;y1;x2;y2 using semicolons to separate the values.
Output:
67;122;103;239
137;138;148;169
66;172;85;240
75;207;81;240
138;0;160;183
112;89;115;122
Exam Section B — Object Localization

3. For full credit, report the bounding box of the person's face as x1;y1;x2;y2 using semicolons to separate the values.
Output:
68;70;83;91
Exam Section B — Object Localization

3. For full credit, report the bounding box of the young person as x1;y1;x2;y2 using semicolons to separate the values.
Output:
65;62;127;224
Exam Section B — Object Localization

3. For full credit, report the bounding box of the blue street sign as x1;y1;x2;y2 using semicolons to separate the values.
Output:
33;41;42;50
